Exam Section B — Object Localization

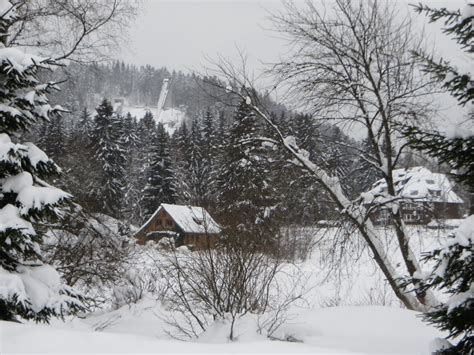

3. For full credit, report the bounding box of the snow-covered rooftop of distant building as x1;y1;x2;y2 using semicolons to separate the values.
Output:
137;203;221;236
366;166;464;204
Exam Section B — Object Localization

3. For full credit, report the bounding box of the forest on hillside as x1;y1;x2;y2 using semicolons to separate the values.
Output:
26;61;441;229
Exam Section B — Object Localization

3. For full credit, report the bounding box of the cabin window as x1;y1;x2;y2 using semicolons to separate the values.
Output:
410;190;418;196
166;219;173;227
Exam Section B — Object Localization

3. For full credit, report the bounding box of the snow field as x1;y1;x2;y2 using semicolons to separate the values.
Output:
1;225;451;353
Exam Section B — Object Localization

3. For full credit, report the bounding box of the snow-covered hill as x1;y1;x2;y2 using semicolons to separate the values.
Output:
119;105;186;136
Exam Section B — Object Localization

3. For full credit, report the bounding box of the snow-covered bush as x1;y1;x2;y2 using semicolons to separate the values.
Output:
155;236;175;251
0;0;83;322
160;236;306;341
111;270;153;310
41;210;133;307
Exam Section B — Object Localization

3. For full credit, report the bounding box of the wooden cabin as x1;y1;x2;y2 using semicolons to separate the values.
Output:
365;167;465;225
134;204;221;248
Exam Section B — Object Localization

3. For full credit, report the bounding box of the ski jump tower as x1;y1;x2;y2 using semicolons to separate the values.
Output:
156;78;170;119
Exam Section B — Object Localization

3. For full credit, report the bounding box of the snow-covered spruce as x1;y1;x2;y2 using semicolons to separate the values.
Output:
89;99;127;218
402;3;474;194
0;1;83;322
215;97;281;250
141;122;176;220
399;4;474;352
406;216;474;354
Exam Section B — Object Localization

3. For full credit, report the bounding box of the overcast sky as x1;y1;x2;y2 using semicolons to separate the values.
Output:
121;0;284;73
121;0;466;73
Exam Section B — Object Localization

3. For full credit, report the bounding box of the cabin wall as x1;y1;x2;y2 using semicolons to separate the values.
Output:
370;201;465;225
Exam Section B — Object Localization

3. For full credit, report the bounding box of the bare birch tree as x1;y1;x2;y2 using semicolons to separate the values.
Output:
204;0;439;311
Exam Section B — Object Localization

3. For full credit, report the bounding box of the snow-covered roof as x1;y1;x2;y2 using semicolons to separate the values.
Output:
138;204;221;236
366;166;464;204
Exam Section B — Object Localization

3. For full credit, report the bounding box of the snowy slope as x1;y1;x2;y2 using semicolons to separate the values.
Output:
121;106;185;136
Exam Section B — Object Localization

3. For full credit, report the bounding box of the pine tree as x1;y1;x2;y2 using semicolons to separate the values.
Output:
76;107;94;138
201;110;215;164
90;99;126;217
187;116;207;206
402;3;474;212
131;110;156;221
121;112;140;149
172;121;192;204
291;113;318;160
63;107;98;210
404;4;474;353
216;97;279;247
121;112;142;223
201;110;217;210
142;123;176;219
0;2;83;322
406;216;474;354
43;115;66;161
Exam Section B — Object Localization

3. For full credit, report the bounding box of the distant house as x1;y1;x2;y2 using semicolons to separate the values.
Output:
134;204;221;248
364;167;465;225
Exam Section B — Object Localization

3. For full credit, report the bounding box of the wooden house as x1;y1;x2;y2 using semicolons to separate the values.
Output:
134;204;221;248
364;167;465;225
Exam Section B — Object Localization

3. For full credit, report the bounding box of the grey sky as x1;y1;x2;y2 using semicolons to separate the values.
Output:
121;0;465;73
122;0;283;72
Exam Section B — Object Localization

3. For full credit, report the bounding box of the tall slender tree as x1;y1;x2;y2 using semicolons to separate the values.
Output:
90;99;126;217
216;97;280;247
76;107;94;137
201;110;218;210
142;123;176;220
187;116;207;206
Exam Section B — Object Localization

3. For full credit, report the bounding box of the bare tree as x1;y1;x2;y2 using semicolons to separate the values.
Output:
6;0;138;63
41;206;133;308
202;1;440;311
269;0;440;310
157;235;307;341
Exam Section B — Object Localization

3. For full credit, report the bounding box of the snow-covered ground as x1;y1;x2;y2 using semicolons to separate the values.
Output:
1;225;450;354
1;304;443;354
